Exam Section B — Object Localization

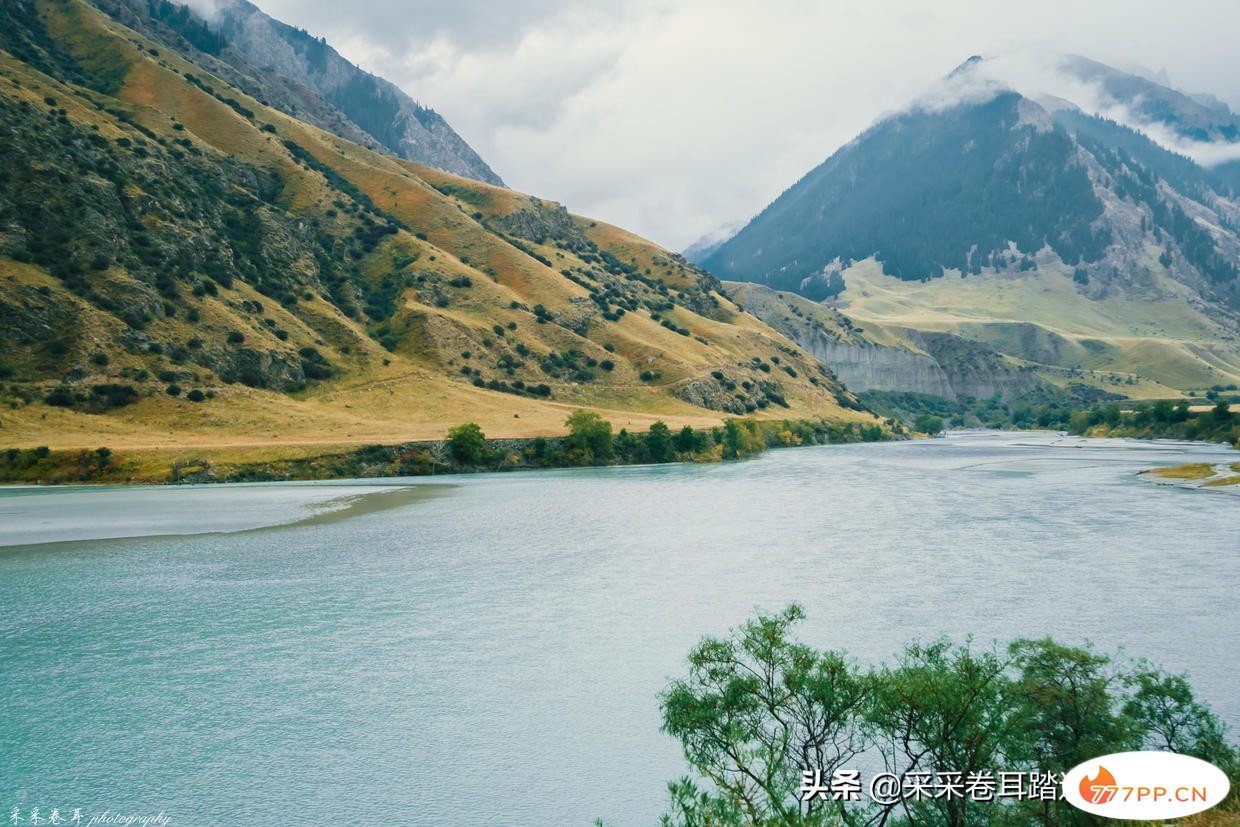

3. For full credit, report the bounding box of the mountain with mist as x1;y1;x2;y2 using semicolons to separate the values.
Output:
700;56;1240;401
682;220;745;266
1058;54;1240;144
91;0;504;185
0;0;874;456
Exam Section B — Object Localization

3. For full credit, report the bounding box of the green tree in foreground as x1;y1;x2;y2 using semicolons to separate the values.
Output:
446;422;486;465
659;606;1238;826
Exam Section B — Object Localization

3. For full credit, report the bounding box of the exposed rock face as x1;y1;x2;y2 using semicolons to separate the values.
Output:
801;337;955;398
210;345;306;391
727;281;1046;402
914;332;1044;402
794;331;1042;401
1059;54;1240;144
0;283;75;347
497;197;590;250
214;2;502;185
672;370;788;413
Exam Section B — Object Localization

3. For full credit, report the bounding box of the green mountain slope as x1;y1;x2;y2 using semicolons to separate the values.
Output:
0;0;873;456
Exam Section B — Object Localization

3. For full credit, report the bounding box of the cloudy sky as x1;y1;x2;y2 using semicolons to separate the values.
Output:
253;0;1240;251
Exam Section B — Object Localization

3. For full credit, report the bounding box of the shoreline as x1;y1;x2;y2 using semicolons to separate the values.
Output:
4;421;1235;489
4;430;1235;547
0;415;901;487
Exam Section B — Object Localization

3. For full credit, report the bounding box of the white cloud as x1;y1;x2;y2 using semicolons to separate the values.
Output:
937;52;1240;167
252;0;1240;250
176;0;222;21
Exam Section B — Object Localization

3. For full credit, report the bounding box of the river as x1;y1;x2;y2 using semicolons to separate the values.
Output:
1;431;1236;825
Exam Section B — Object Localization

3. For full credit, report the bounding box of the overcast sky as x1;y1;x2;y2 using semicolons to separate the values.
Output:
253;0;1240;251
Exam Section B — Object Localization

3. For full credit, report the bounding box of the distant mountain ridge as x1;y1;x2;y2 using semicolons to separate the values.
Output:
1060;54;1240;145
93;0;504;184
700;57;1240;314
699;56;1240;398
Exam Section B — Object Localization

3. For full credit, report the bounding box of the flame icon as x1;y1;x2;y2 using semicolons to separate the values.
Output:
1080;765;1119;804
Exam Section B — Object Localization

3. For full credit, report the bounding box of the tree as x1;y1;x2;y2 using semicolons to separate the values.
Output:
613;428;642;463
867;639;1017;825
721;419;764;459
525;436;553;467
564;410;613;464
659;606;1239;827
1007;638;1135;771
914;414;944;435
674;425;703;455
447;422;486;465
1123;664;1239;781
645;421;674;463
425;439;449;473
721;420;744;459
661;605;872;826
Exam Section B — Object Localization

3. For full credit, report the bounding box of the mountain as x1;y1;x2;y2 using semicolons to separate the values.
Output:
701;57;1240;399
1059;54;1240;145
1055;53;1240;197
0;0;874;460
92;0;503;185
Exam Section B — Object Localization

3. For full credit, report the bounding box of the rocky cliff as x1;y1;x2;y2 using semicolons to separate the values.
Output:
727;282;1049;402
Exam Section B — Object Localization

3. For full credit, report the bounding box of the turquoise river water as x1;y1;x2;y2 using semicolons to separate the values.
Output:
1;431;1237;825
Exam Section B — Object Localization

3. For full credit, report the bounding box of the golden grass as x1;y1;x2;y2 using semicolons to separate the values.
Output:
0;0;881;462
1147;463;1217;480
0;385;823;453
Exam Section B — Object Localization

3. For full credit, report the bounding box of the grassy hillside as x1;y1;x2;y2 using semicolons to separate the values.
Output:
0;0;875;461
833;258;1240;397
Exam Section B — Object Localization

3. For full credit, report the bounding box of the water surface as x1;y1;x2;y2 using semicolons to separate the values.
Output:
1;432;1237;825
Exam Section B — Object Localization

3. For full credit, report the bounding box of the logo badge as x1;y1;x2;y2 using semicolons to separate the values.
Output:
1063;752;1230;820
1079;765;1119;804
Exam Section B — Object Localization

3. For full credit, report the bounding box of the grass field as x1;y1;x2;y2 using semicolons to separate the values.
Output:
835;258;1240;396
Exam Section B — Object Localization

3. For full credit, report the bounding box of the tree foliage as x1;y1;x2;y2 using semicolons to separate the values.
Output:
564;409;615;464
659;606;1237;826
447;422;486;465
1070;398;1239;447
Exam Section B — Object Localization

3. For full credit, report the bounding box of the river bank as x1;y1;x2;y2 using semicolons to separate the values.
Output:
0;415;900;486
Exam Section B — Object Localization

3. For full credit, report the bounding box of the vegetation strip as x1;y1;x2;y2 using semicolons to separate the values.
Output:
0;413;896;485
